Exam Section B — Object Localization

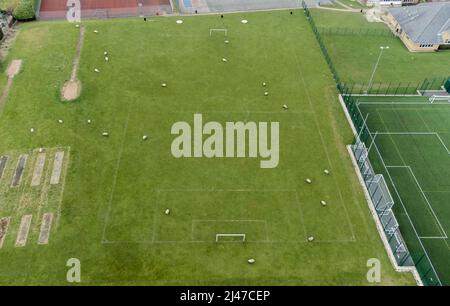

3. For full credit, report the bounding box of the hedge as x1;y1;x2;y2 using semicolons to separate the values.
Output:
13;0;35;20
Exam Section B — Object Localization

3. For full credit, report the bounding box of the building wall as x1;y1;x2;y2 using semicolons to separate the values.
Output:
442;31;450;43
386;12;439;52
360;0;418;6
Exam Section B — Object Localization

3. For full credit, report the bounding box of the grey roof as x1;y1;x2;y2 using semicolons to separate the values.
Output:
389;2;450;44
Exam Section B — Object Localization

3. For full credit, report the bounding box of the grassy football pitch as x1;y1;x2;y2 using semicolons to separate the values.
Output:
356;96;450;285
311;9;450;85
0;10;415;285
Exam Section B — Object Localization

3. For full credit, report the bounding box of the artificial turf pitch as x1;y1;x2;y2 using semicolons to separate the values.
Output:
0;10;414;285
356;96;450;285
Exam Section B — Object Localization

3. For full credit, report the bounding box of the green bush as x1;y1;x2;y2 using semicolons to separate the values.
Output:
12;0;34;20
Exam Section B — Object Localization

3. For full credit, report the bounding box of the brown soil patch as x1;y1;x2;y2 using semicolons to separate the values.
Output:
0;217;10;249
15;214;32;247
6;59;22;78
50;151;65;185
11;154;28;188
38;213;53;245
31;153;46;187
62;79;82;101
0;59;23;110
61;26;85;101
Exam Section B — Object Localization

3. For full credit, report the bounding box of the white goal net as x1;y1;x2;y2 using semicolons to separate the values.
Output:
215;233;245;242
210;28;228;36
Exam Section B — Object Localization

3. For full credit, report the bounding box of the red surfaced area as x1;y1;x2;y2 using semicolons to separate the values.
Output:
40;0;170;11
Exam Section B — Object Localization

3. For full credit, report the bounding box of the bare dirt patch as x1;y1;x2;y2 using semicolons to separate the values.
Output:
11;154;28;187
0;217;10;249
15;214;32;247
31;153;46;187
38;213;53;245
6;59;22;78
61;26;85;101
62;79;82;101
0;59;23;110
0;155;8;181
50;151;64;185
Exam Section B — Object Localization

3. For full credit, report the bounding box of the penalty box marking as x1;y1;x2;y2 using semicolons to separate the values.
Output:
371;132;448;239
150;189;307;244
102;188;357;244
191;219;269;242
102;187;356;245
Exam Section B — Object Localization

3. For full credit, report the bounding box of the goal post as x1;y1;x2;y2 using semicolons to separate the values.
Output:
215;233;245;242
210;28;228;37
429;95;450;103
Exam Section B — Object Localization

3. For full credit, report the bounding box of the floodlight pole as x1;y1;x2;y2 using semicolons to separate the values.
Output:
367;46;389;94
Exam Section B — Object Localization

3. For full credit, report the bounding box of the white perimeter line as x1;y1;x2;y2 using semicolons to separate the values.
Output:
101;111;131;243
289;34;356;241
357;101;450;105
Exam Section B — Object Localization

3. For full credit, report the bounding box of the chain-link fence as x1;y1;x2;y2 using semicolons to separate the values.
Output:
178;0;325;14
